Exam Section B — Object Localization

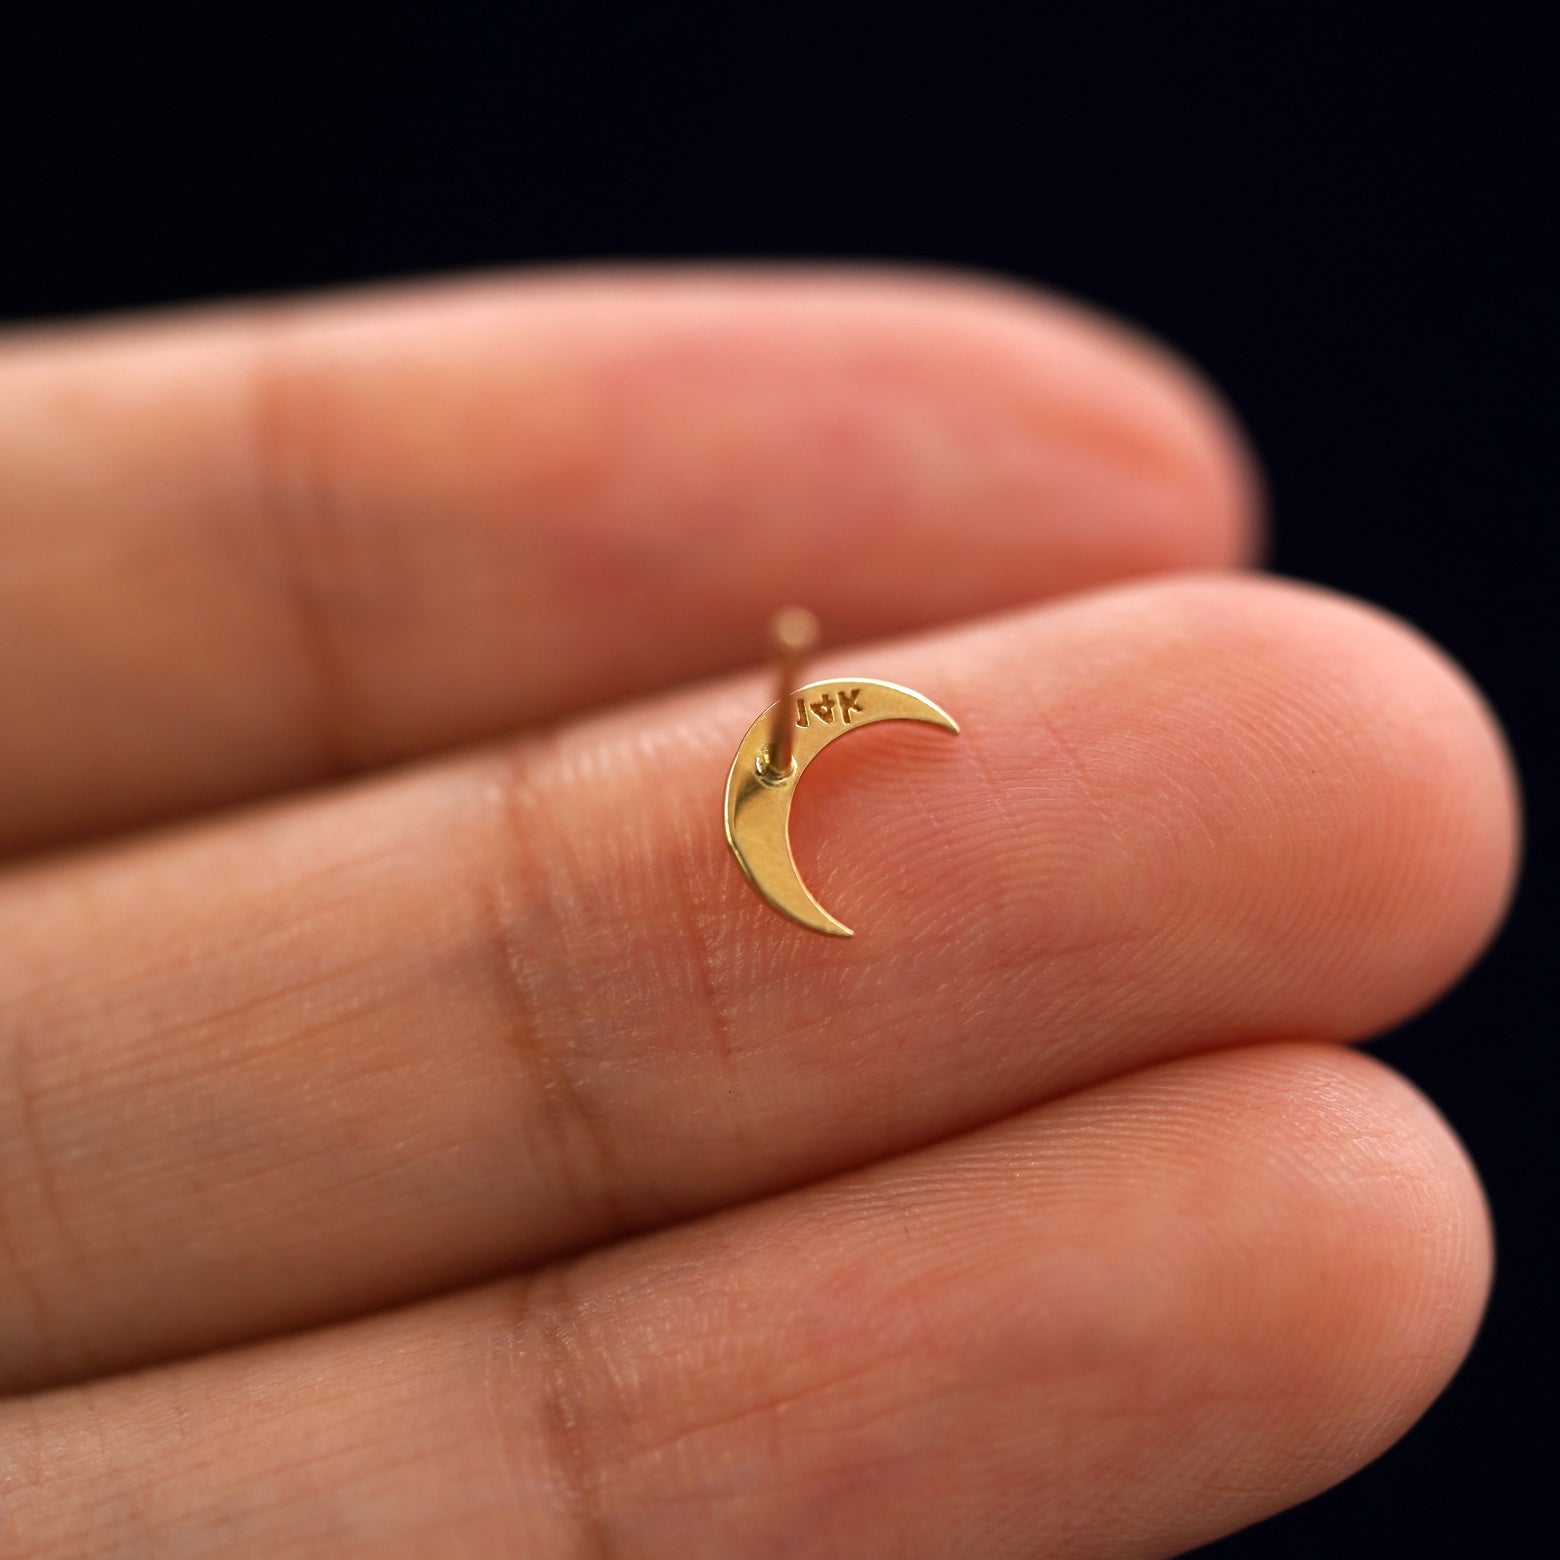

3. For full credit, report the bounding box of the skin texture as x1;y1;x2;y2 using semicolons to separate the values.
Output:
0;272;1253;853
0;270;1520;1557
0;1047;1490;1559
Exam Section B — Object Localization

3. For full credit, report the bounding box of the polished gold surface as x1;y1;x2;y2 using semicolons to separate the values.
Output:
724;678;960;937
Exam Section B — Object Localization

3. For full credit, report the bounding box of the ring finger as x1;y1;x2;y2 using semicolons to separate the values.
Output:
0;1044;1492;1559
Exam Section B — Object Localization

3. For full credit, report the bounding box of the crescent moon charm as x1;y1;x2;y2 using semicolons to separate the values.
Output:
724;678;960;937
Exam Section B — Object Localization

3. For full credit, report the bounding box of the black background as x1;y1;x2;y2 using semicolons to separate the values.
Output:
3;4;1553;1554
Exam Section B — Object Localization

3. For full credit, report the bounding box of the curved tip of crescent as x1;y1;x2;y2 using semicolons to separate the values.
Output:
772;875;855;938
907;689;959;736
760;885;856;939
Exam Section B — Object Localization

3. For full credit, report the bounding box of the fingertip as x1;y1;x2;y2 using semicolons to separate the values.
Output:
1191;576;1519;1034
1009;572;1519;1041
1177;1043;1493;1457
817;265;1266;577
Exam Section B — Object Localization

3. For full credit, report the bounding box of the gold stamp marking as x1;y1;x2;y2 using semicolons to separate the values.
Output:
795;689;864;728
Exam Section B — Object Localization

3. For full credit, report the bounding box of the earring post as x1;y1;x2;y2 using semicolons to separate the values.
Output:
762;606;818;779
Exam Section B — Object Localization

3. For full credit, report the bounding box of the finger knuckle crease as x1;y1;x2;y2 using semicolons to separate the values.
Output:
511;1267;622;1560
242;325;359;773
483;741;635;1236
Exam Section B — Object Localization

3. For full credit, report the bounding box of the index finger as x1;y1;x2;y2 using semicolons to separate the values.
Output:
0;268;1257;854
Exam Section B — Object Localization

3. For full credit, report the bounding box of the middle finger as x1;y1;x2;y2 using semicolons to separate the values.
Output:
0;574;1514;1392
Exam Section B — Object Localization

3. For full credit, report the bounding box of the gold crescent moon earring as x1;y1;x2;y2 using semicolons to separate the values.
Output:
724;607;960;937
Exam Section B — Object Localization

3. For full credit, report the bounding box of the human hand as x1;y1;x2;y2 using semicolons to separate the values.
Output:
0;272;1517;1557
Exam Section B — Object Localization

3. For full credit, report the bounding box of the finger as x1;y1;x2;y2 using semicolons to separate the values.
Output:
0;574;1515;1392
0;268;1257;855
0;1046;1491;1559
